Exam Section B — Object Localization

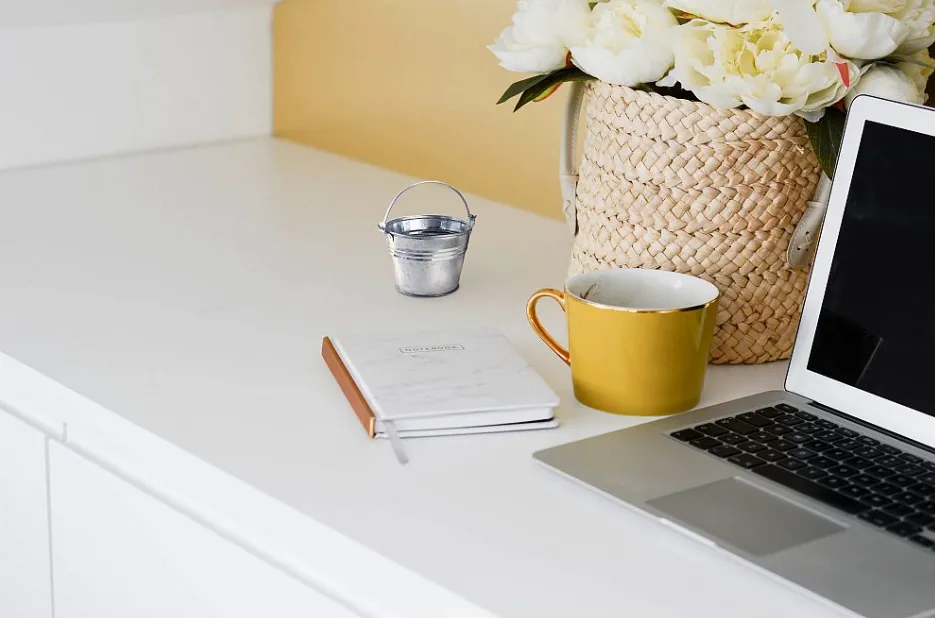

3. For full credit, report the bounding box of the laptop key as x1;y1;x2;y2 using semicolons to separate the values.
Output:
894;492;926;505
876;456;902;468
754;466;868;514
886;522;922;537
690;437;721;450
907;513;935;527
900;453;924;464
759;450;787;463
865;465;896;479
863;495;892;508
795;411;817;421
771;440;797;452
672;429;705;442
803;439;833;452
919;473;935;485
818;476;849;490
860;510;898;527
825;449;852;461
816;419;838;430
909;535;935;548
728;453;766;469
747;430;776;444
888;474;915;487
908;483;935;497
720;433;748;446
843;456;873;469
756;407;785;418
778;416;805;427
716;418;757;435
854;446;883;459
919;502;935;515
710;445;742;458
787;448;816;460
922;462;935;472
878;444;902;456
737;412;772;428
785;432;811;444
896;463;925;477
775;403;798;413
814;430;842;442
840;485;871;499
797;423;822;435
764;424;794;436
777;458;807;471
857;436;880;447
738;441;768;454
696;423;729;437
810;456;837;469
828;465;858;477
797;467;828;481
884;503;915;517
872;482;903;496
837;428;859;439
835;439;861;451
852;474;880;487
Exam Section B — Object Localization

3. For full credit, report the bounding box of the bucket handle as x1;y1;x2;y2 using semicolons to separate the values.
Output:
379;180;476;231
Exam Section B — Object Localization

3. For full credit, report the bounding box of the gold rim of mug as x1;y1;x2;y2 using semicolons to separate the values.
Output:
564;287;720;314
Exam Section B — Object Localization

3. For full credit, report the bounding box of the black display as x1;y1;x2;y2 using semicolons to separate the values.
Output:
808;121;935;417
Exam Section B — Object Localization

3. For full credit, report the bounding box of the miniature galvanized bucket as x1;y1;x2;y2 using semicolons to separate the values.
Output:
378;180;476;297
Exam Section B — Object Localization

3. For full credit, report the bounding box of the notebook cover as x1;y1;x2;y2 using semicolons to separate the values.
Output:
329;327;560;422
321;336;376;438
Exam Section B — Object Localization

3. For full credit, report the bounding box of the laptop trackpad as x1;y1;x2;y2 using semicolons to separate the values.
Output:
648;477;845;556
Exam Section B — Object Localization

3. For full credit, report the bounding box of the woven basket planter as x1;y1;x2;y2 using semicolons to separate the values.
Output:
563;82;822;364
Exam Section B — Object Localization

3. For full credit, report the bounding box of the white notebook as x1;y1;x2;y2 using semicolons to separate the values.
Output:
326;327;560;438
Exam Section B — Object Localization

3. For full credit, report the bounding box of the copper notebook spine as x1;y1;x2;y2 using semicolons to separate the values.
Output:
321;337;376;438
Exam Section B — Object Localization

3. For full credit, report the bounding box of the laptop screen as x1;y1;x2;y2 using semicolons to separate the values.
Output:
807;120;935;418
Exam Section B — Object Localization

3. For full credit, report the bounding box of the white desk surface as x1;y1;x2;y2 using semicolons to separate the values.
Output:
0;139;839;618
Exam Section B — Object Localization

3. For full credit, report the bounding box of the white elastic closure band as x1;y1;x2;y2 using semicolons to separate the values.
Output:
559;82;586;236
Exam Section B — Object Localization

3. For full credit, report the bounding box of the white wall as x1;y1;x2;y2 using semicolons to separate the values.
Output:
0;2;275;171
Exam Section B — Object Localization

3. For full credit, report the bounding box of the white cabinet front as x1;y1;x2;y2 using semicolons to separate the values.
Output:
49;443;359;618
0;410;53;618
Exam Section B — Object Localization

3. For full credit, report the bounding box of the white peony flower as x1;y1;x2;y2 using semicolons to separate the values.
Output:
489;0;592;73
660;19;855;117
844;64;926;107
773;0;909;59
816;0;909;59
569;0;678;86
850;0;907;11
897;49;934;99
890;0;935;53
663;0;772;24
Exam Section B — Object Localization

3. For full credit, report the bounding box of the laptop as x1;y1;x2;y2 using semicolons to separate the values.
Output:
534;95;935;618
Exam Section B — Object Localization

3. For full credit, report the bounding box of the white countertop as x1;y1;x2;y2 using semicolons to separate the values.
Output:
0;139;838;618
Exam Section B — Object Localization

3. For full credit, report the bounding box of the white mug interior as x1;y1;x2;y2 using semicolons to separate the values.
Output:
566;269;719;311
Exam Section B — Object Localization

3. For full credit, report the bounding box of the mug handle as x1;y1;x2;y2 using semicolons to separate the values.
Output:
526;289;571;366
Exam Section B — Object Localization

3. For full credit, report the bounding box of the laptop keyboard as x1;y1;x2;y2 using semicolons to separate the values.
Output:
670;403;935;551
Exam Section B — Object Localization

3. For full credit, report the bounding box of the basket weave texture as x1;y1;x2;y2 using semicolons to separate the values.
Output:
570;82;821;364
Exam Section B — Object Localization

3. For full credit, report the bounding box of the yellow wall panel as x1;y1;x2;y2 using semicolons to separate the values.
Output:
273;0;566;219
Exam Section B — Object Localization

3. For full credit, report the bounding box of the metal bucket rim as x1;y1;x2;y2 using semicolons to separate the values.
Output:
382;214;474;237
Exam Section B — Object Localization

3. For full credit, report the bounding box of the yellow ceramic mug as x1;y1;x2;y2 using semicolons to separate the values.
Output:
527;269;719;416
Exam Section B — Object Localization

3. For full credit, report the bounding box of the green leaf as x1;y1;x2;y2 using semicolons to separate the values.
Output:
804;108;846;179
497;73;554;105
884;54;935;69
513;67;595;112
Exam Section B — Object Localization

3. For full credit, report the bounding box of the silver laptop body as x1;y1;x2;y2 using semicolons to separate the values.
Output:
535;96;935;618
